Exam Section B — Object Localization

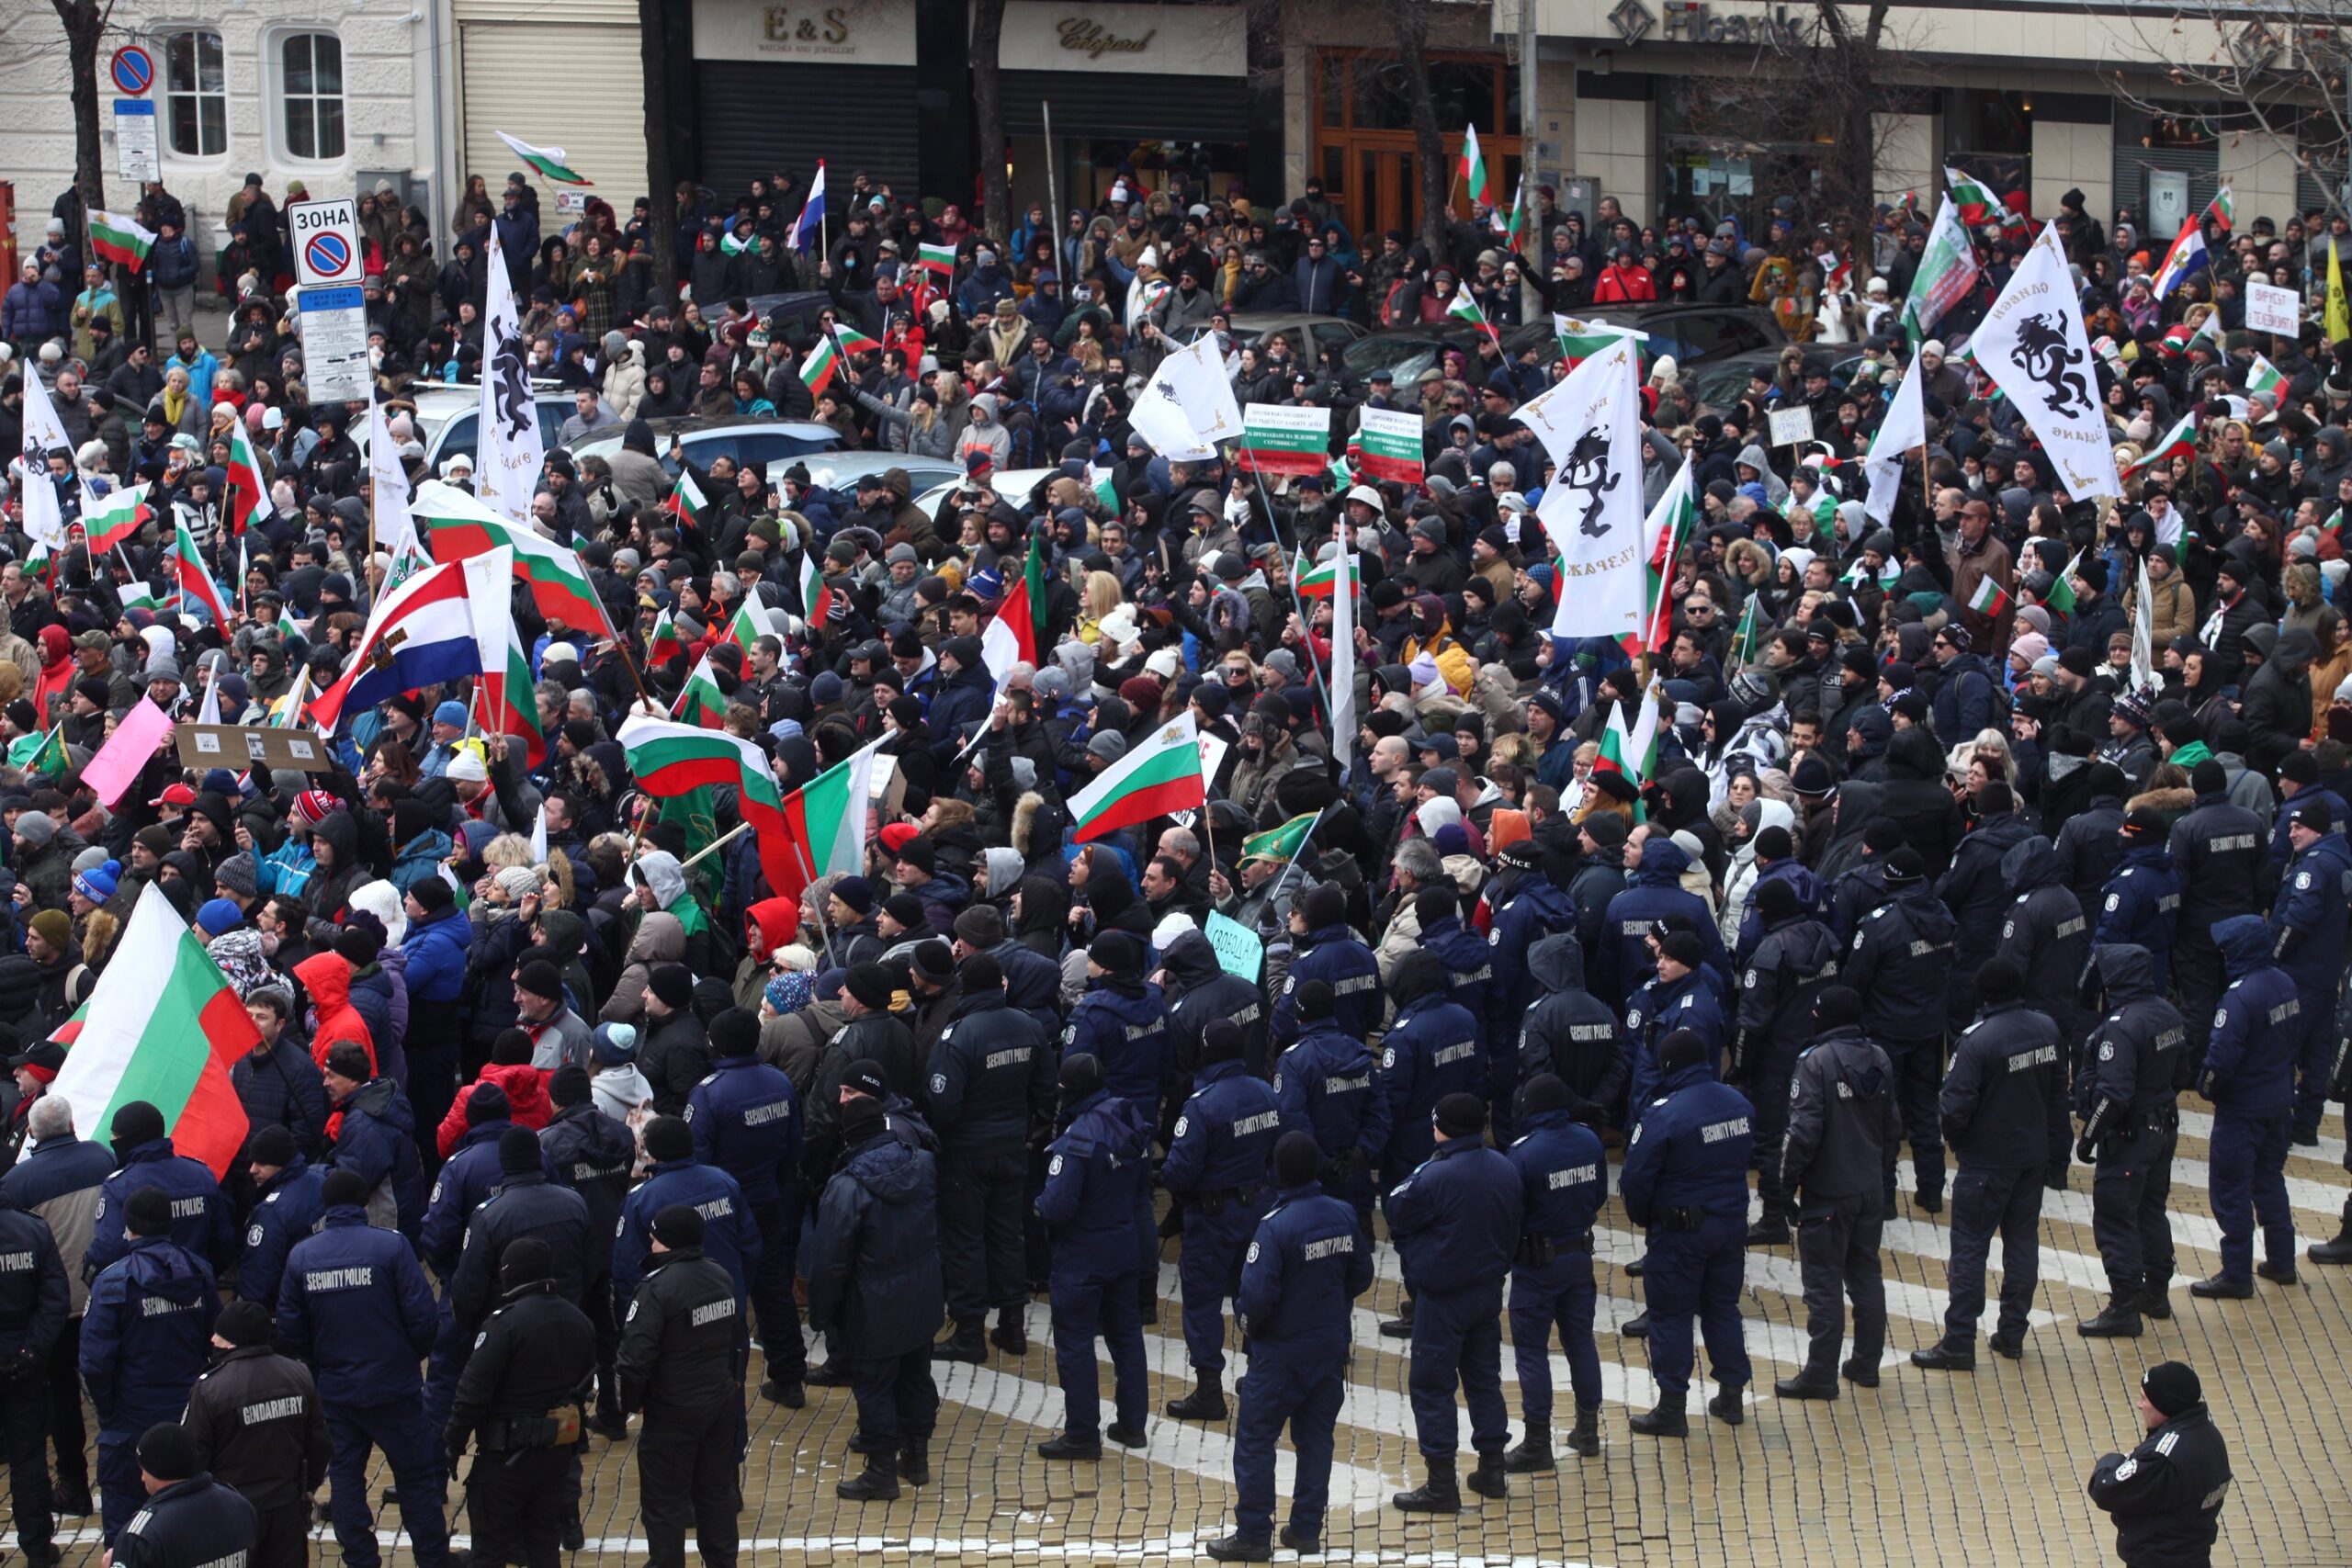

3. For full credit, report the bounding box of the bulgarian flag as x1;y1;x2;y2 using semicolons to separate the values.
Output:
663;469;710;525
2126;411;2199;477
673;651;728;728
801;326;882;395
618;716;803;908
1966;575;2012;617
646;606;687;666
980;525;1046;681
1068;711;1206;843
172;519;232;626
82;481;153;552
1554;314;1648;368
1446;289;1491;332
772;734;888;912
47;884;257;1176
1945;165;2025;238
1355;405;1423;485
797;550;836;629
2245;354;2285;401
1495;173;1531;250
276;603;300;638
1458;124;1493;208
412;480;609;637
88;209;156;273
2044;550;2082;615
1638;458;1697;657
473;618;548;768
1592;680;1662;815
1088;463;1120;510
221;421;272;535
2203;186;2235;232
919;241;956;277
1236;404;1333;479
720;600;773;656
1725;593;1760;671
497;130;592;186
1295;549;1352;598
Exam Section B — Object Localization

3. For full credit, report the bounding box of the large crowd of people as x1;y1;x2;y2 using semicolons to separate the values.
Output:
0;156;2341;1566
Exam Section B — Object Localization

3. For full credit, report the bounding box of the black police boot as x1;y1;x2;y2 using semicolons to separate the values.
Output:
1913;1185;1943;1215
1628;1397;1688;1438
1166;1374;1228;1422
1378;1297;1416;1338
1620;1309;1650;1337
1985;1330;2026;1360
898;1439;931;1485
2188;1272;2254;1299
563;1506;585;1551
1466;1452;1509;1500
1745;1211;1792;1247
1279;1525;1323;1553
20;1546;60;1568
1707;1383;1746;1425
2312;1220;2352;1265
1910;1339;1976;1371
2257;1258;2299;1286
1105;1418;1149;1449
50;1480;93;1517
1841;1357;1881;1389
759;1375;807;1407
1773;1372;1838;1400
1392;1460;1461;1513
2139;1278;2174;1319
1566;1404;1602;1456
2076;1293;2144;1337
837;1450;900;1501
1037;1431;1102;1461
1204;1533;1273;1562
932;1318;988;1363
1504;1431;1555;1472
991;1306;1029;1354
1624;1256;1645;1278
805;1357;847;1387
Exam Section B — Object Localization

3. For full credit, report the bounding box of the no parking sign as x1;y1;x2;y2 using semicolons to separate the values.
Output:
290;197;363;287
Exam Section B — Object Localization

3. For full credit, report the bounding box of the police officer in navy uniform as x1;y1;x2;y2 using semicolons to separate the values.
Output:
1160;929;1270;1081
1160;1018;1280;1422
1413;886;1500;1109
1841;847;1956;1213
0;1173;67;1568
1065;931;1172;1309
1513;934;1624;1131
1732;878;1841;1245
1620;1028;1754;1438
277;1168;449;1568
448;1128;594;1331
2190;916;2301;1298
1481;840;1580;1120
1204;1132;1372;1563
84;1100;236;1280
922;952;1054;1364
1034;1054;1154;1460
1990;836;2092;1049
1502;1074;1606;1472
687;1006;807;1406
236;1125;326;1313
82;1187;219;1545
180;1300;328;1568
1378;952;1486;1190
2266;797;2352;1145
2095;810;2184;991
1623;926;1728;1111
419;1078;527;1436
537;1064;637;1435
616;1204;743;1568
611;1116;763;1326
1271;883;1384;1048
1774;987;1900;1399
807;1096;944;1501
1914;957;2070;1371
2087;1361;2233;1568
1384;1091;1521;1512
107;1422;257;1568
445;1236;598;1567
2075;945;2189;1337
2168;758;2271;1065
1275;979;1393;1229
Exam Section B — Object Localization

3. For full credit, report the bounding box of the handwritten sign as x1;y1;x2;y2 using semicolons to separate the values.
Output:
1203;909;1263;982
2245;279;2301;336
1767;405;1815;447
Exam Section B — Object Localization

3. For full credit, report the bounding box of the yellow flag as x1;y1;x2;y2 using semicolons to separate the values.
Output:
2329;242;2351;346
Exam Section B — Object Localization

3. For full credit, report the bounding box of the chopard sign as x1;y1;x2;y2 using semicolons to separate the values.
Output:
1057;16;1159;58
1611;0;1804;47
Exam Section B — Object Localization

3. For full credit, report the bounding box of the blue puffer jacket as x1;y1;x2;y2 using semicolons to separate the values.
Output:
81;1236;218;1428
806;1129;944;1359
400;902;469;1007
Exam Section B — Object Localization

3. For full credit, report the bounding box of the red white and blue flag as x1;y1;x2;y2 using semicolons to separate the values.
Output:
2152;226;2208;299
792;162;827;254
305;557;492;732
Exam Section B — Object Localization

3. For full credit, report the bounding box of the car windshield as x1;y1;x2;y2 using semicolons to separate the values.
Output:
1342;334;1442;381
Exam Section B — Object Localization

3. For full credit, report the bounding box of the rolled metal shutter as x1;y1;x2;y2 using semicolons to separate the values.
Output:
458;5;648;208
693;62;923;198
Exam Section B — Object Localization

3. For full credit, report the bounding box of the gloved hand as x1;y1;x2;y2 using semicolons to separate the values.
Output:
2075;1134;2098;1166
444;1432;468;1473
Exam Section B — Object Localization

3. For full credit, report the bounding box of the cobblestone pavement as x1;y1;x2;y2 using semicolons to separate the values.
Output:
9;1106;2348;1566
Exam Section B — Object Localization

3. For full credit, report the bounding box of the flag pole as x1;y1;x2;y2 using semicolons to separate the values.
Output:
1241;455;1329;709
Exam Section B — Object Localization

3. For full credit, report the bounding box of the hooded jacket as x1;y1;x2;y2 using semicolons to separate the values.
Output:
292;951;375;1077
1595;838;1728;1008
2197;914;2299;1115
1878;728;1966;876
806;1128;944;1359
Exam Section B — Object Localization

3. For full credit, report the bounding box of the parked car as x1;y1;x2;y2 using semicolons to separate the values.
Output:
569;415;842;479
1500;303;1785;367
910;468;1059;521
773;453;965;498
358;382;583;471
745;291;843;344
1685;348;1869;414
1180;312;1367;362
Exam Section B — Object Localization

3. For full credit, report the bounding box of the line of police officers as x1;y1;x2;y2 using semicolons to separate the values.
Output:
7;766;2339;1562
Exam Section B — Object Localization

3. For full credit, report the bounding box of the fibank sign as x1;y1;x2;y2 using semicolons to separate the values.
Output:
1608;0;1805;47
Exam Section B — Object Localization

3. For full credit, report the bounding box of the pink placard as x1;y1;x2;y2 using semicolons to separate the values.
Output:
84;697;175;809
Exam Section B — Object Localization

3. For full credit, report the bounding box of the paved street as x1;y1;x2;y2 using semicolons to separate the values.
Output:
10;1106;2348;1566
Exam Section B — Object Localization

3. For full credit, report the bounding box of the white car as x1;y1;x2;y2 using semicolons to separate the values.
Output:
909;468;1062;519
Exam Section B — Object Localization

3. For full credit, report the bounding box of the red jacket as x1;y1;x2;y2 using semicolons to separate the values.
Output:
435;1060;554;1157
293;950;374;1076
1593;265;1657;304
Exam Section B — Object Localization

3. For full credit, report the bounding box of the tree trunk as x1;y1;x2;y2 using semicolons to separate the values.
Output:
53;0;106;213
972;0;1011;243
639;0;678;302
1388;1;1451;259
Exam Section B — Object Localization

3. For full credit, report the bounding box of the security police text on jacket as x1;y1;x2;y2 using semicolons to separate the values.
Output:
447;1128;594;1329
82;1190;220;1429
1271;884;1385;1047
2096;813;2184;990
181;1300;330;1524
1596;838;1728;1008
274;1180;439;1406
687;1020;804;1206
922;964;1056;1154
1619;1033;1755;1227
1162;1020;1281;1390
1380;953;1487;1179
2086;1361;2233;1568
1065;930;1174;1119
1159;929;1270;1079
1939;981;2072;1174
1623;928;1728;1110
1841;849;1955;1045
236;1128;326;1312
1991;836;2091;1044
1274;980;1393;1206
610;1116;764;1312
85;1101;236;1280
1505;931;1616;1121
